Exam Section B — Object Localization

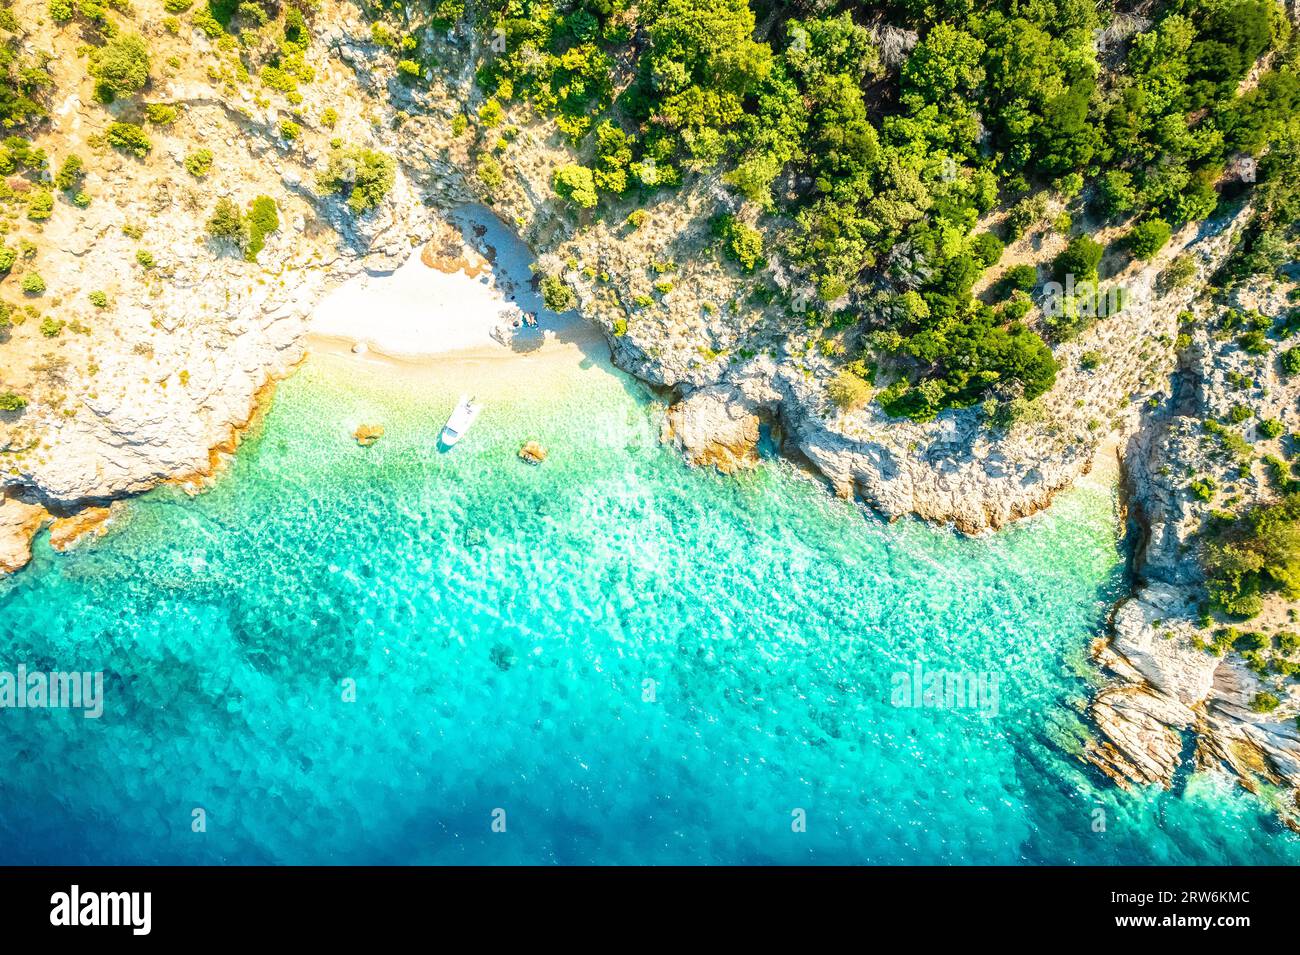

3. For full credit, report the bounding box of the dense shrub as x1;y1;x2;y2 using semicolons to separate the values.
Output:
184;149;213;177
106;122;151;157
827;368;873;411
540;275;576;311
552;164;597;209
25;189;53;221
1126;219;1173;260
1250;691;1281;714
206;197;245;242
712;215;764;273
317;146;395;214
1000;264;1038;294
54;154;83;190
1204;494;1300;618
244;195;278;260
144;103;179;125
1282;347;1300;376
1054;236;1104;282
89;34;151;96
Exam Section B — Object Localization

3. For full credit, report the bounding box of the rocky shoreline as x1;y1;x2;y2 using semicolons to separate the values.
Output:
1083;278;1300;829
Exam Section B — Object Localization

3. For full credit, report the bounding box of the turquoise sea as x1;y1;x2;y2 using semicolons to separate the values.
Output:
1;345;1298;865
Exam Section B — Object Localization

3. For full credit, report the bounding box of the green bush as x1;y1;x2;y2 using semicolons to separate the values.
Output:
317;146;395;214
106;122;152;157
40;316;64;337
1190;477;1218;502
244;195;278;260
0;392;27;412
1250;691;1281;714
470;155;501;192
49;0;75;22
144;103;179;125
827;368;874;411
971;232;1005;268
0;246;15;273
540;274;575;311
712;214;764;273
21;272;45;295
1239;329;1270;354
54;154;84;190
279;120;300;141
1001;264;1038;294
1204;494;1300;618
191;6;224;38
88;290;109;308
89;34;151;96
26;189;53;221
206;197;245;242
1095;169;1137;219
1054;235;1104;282
552;164;597;209
1126;219;1172;260
184;149;213;177
1281;347;1300;376
1259;418;1285;440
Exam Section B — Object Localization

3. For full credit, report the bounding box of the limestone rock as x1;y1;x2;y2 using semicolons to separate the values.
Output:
0;495;51;574
354;424;384;447
664;385;765;475
518;441;547;464
48;503;123;553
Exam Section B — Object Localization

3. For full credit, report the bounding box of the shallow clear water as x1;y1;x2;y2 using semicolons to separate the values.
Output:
2;351;1297;864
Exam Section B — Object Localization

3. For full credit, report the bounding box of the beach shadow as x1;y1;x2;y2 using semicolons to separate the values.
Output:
443;204;640;373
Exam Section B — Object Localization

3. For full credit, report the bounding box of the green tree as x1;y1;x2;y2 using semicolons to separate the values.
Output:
318;146;396;214
552;164;598;209
1126;218;1172;260
90;34;151;96
1054;235;1104;282
206;197;245;242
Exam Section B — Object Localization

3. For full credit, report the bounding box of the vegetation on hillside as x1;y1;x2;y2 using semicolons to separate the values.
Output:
423;0;1298;421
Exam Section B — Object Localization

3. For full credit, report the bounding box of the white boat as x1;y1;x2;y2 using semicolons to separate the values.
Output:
440;395;480;447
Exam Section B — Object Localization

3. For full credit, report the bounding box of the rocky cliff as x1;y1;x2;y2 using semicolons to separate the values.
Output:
1084;278;1300;829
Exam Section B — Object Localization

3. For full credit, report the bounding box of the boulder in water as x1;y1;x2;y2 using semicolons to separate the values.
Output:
354;424;384;447
518;441;547;464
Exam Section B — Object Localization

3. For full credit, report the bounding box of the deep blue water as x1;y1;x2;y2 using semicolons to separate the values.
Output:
1;352;1297;864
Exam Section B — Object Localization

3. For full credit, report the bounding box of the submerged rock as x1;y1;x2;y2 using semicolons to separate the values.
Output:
518;441;547;464
354;424;384;447
489;643;516;671
49;503;123;553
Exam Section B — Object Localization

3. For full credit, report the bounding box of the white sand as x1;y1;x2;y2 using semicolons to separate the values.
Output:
307;206;609;380
308;246;511;357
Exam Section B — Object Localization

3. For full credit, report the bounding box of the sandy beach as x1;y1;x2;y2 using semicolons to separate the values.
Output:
307;205;606;377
